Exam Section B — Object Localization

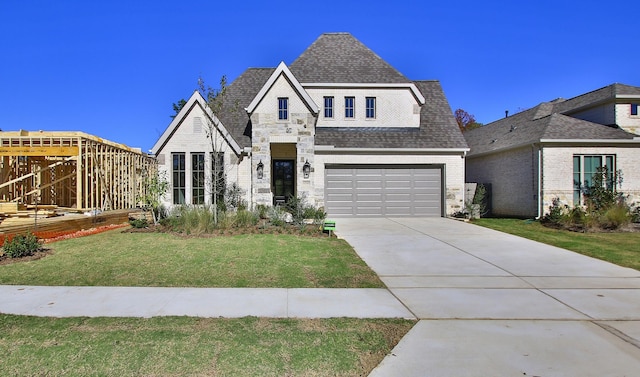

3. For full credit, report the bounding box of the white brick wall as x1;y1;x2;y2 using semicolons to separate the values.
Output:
615;103;640;135
542;146;640;209
306;87;420;128
155;104;245;210
466;146;539;217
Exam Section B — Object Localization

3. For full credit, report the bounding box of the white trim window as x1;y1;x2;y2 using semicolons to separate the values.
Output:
278;97;288;120
344;96;355;118
192;153;205;205
631;103;638;116
573;154;615;205
366;97;376;119
324;96;333;118
172;153;186;204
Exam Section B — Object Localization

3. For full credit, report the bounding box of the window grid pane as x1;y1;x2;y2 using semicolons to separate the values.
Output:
345;97;354;118
366;97;376;118
278;98;288;120
172;153;185;204
192;153;205;205
324;96;333;118
211;152;225;203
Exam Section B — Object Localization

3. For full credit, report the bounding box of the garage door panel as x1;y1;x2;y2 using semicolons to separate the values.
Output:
325;166;442;217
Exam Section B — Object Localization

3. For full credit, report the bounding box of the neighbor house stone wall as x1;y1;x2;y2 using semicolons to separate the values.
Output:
466;146;538;217
542;145;640;210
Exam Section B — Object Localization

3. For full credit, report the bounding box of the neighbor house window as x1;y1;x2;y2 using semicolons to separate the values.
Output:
278;97;288;120
366;97;376;119
324;96;334;118
632;103;639;116
211;152;225;204
344;96;355;118
573;155;615;205
192;153;205;205
172;153;186;204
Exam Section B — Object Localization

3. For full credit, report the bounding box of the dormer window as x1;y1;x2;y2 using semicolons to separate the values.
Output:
366;97;376;119
344;97;355;118
278;97;288;120
324;96;334;118
632;103;638;116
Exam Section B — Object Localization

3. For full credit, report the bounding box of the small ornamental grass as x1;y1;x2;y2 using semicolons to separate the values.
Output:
2;232;42;258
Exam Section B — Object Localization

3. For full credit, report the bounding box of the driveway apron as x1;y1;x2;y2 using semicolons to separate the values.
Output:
335;217;640;377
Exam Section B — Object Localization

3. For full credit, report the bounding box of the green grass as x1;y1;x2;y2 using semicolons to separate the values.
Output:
473;218;640;270
0;229;384;288
0;314;415;377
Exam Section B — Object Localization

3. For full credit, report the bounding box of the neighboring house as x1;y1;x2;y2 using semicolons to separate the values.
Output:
464;83;640;218
152;33;468;217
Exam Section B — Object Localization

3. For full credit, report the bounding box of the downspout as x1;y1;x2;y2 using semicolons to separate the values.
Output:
536;145;542;219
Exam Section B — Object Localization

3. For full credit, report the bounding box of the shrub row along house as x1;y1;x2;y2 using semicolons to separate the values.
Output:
464;84;640;218
152;33;469;217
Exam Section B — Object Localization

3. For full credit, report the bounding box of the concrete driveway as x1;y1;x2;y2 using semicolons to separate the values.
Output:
335;217;640;377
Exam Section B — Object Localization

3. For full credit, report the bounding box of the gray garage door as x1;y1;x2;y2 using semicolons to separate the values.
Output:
325;165;443;216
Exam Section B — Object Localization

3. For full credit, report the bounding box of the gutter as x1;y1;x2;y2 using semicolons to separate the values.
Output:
315;146;470;154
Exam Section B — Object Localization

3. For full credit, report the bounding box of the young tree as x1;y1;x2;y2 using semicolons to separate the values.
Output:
171;99;187;119
141;170;169;225
197;76;239;224
454;108;483;132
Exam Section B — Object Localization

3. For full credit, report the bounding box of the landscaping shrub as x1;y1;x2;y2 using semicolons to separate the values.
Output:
600;202;632;230
543;168;634;232
2;232;41;258
269;206;287;227
234;209;259;228
129;218;149;229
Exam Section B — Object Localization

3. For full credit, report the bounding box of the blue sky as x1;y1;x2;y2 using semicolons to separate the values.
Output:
1;1;638;152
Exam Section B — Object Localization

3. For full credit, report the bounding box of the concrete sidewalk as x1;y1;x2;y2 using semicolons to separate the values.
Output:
0;286;413;319
336;218;640;377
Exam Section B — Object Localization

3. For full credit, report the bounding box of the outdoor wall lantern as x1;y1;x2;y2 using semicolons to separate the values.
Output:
257;160;264;179
303;160;311;179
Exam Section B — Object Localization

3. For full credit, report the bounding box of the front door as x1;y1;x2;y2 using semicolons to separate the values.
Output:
272;160;295;205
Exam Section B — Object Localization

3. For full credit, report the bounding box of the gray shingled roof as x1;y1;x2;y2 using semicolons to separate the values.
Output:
289;33;411;84
217;68;274;148
553;83;640;115
218;34;465;150
464;104;637;157
315;81;468;149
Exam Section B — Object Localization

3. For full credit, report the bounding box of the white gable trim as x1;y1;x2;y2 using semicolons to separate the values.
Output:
245;61;319;115
151;90;242;155
302;82;426;105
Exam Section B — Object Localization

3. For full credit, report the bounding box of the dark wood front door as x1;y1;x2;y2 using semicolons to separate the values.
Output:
273;160;295;205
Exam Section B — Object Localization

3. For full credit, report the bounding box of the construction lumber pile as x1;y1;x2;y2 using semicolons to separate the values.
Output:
0;208;140;243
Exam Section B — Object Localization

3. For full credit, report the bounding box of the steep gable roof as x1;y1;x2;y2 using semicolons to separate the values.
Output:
315;81;468;149
289;33;411;84
245;61;319;115
151;90;242;155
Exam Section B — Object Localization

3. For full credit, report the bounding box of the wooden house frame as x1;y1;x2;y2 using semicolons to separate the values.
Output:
0;130;156;211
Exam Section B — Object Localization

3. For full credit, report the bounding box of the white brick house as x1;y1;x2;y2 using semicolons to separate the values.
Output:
152;33;469;216
465;84;640;218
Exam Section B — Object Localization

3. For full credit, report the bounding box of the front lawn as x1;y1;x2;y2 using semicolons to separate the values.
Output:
0;229;384;288
473;218;640;270
0;315;415;377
